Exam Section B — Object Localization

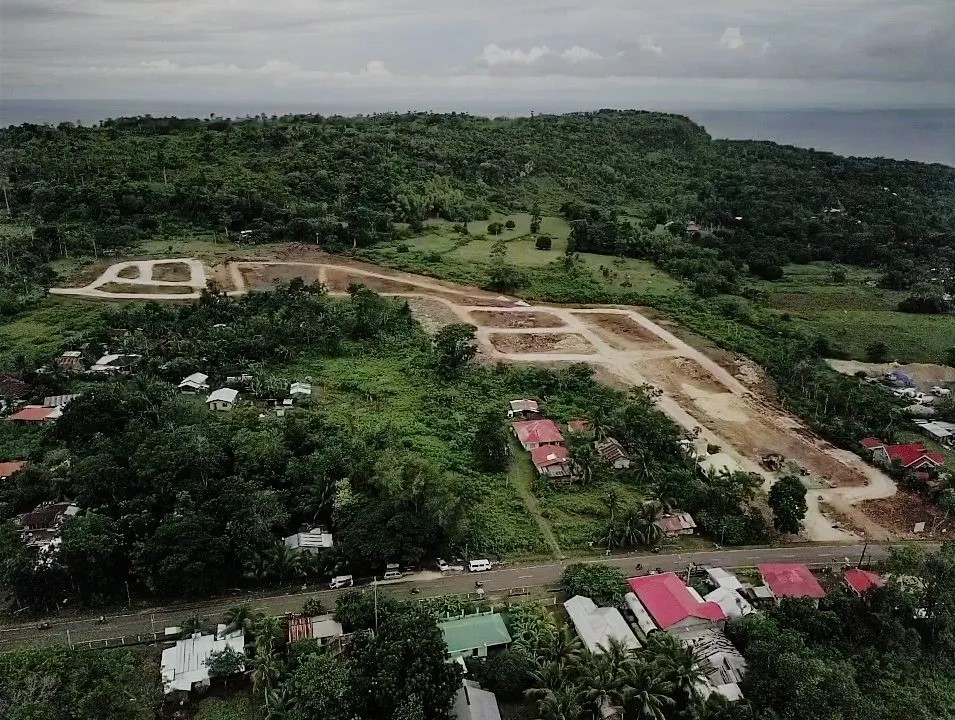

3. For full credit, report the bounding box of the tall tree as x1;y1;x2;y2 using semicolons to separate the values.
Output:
768;476;808;534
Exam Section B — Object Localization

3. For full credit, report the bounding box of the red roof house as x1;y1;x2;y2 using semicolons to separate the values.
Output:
512;419;564;450
844;569;884;595
8;406;58;423
628;573;725;631
530;445;572;479
859;438;944;469
0;461;27;479
758;564;826;599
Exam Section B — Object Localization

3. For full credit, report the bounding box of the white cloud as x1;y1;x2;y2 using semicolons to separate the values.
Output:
561;46;602;62
719;27;745;50
638;35;664;57
479;44;551;66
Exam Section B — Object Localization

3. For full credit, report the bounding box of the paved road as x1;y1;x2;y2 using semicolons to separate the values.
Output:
0;543;913;651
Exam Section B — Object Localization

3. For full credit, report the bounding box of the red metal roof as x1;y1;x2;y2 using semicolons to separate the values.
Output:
0;461;26;478
8;406;56;422
512;419;564;445
886;444;944;467
844;569;884;594
758;563;826;599
859;437;882;450
628;573;725;629
531;445;570;468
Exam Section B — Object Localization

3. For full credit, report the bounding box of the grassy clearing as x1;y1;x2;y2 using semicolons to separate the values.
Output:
0;298;104;367
192;694;256;720
538;480;646;550
507;439;562;558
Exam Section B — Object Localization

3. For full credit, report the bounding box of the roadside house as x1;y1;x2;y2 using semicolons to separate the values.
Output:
284;527;334;553
512;419;564;451
844;568;885;595
440;614;512;659
18;501;80;550
595;438;630;469
564;595;641;654
627;573;725;637
178;373;210;393
160;626;245;694
0;460;27;480
287;614;343;646
531;445;572;481
703;587;754;620
206;388;239;411
704;567;744;591
859;437;944;470
655;512;697;537
454;680;503;720
758;563;826;600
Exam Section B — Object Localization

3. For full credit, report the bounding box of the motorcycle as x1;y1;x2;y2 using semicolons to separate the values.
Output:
474;580;484;589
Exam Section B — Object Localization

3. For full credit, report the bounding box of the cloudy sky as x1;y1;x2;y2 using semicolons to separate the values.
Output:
3;0;954;110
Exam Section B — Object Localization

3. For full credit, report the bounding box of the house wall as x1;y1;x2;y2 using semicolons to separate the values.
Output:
612;458;631;470
208;401;234;411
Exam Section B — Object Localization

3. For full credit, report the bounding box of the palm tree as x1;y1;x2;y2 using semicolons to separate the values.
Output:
251;650;282;695
622;665;675;720
536;626;585;667
527;659;578;699
253;614;285;657
264;686;299;720
633;501;665;547
535;685;587;720
568;432;599;485
650;635;709;705
222;603;262;637
579;652;625;717
267;543;305;585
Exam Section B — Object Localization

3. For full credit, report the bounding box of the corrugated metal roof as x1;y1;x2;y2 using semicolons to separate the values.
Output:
440;614;511;654
564;595;640;653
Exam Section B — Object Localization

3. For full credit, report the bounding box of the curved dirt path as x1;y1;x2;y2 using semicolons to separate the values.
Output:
50;258;207;300
53;258;896;540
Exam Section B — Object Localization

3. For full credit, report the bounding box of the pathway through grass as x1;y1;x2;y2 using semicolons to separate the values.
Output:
507;440;563;559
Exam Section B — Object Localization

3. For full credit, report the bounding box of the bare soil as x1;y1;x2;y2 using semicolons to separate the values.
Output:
151;263;193;282
490;333;596;354
240;264;324;290
97;283;195;295
405;298;462;334
208;264;238;292
470;310;565;329
574;313;667;349
859;491;953;538
324;270;421;294
116;265;141;280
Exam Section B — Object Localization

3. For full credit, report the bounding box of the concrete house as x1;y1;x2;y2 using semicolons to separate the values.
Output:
758;564;826;601
284;527;334;553
454;680;503;720
287;614;343;646
206;388;239;411
178;373;210;393
512;419;564;451
627;573;725;638
160;626;245;694
860;437;944;470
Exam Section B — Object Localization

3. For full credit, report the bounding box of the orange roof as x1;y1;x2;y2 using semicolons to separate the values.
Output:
8;406;55;422
0;461;26;478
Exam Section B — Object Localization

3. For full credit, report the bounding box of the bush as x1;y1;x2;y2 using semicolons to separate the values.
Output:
395;243;409;253
560;564;626;605
487;222;504;235
535;235;552;251
504;220;516;230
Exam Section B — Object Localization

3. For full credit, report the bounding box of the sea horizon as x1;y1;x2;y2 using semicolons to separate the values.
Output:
2;99;953;167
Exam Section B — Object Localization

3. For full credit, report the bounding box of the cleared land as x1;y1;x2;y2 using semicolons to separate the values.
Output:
470;310;565;328
97;282;195;295
116;265;140;280
151;262;193;282
490;332;596;355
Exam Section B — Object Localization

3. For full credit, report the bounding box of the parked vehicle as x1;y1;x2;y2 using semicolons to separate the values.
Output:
437;558;465;572
468;559;492;572
330;575;354;589
383;570;404;581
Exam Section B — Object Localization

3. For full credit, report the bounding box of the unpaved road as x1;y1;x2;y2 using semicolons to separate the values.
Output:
51;257;897;541
50;258;207;299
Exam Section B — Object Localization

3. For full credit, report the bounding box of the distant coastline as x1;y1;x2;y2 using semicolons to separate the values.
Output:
2;100;952;166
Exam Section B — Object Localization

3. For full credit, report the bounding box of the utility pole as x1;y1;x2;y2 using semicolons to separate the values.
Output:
857;541;869;569
373;577;378;633
125;580;131;608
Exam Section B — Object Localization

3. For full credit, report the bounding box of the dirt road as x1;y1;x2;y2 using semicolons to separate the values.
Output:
50;257;897;540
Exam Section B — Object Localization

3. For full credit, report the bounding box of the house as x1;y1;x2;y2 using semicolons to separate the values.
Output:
454;680;503;720
284;527;334;553
683;627;747;700
844;569;885;595
595;438;630;470
704;567;743;591
440;614;512;659
567;419;592;434
42;394;77;409
55;351;85;372
225;374;254;387
859;437;945;470
8;405;59;423
655;512;697;537
287;614;343;646
564;595;641;654
160;625;246;694
686;222;701;233
507;399;541;420
0;374;29;406
206;388;239;411
912;419;955;449
0;461;27;480
703;587;754;620
18;501;80;550
289;382;312;398
627;573;725;637
89;353;141;375
531;445;572;480
758;563;826;600
178;373;210;393
512;419;564;451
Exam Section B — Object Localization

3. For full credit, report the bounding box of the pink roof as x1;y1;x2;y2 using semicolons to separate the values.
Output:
886;444;944;467
628;573;725;629
512;419;564;445
758;564;826;599
8;406;56;422
0;461;26;478
531;444;570;468
844;569;884;594
860;437;883;450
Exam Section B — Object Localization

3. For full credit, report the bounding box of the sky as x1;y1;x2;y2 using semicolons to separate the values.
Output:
2;0;954;110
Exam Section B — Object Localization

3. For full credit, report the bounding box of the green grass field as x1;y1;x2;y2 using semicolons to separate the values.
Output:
193;694;256;720
538;480;646;550
0;298;105;367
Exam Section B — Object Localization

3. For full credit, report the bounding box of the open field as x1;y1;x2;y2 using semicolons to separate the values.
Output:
48;254;901;542
0;298;104;367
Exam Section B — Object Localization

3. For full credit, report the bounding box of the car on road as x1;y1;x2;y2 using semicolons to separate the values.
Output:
437;559;465;572
330;574;354;589
468;559;492;572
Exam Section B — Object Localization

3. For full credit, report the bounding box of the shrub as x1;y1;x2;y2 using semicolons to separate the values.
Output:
504;220;516;230
535;235;552;251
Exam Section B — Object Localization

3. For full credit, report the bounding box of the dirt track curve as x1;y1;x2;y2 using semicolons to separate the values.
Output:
51;258;897;541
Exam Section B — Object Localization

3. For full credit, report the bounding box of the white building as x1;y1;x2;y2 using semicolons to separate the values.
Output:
284;527;334;553
563;595;641;654
289;382;312;398
160;625;245;694
206;388;239;411
178;373;210;393
454;680;503;720
703;587;754;620
705;567;744;591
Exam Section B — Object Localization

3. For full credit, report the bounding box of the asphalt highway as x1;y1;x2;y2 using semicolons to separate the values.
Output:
1;542;916;651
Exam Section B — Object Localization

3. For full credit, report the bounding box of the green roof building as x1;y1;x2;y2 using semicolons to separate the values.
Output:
440;614;512;659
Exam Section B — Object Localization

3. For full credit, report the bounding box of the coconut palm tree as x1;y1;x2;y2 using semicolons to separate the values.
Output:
253;614;285;657
535;685;587;720
578;652;625;717
222;603;262;637
527;659;578;700
264;686;300;720
251;650;282;696
622;664;676;720
536;626;585;667
266;543;305;585
649;634;709;705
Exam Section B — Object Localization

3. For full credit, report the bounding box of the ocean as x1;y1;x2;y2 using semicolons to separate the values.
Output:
2;99;952;166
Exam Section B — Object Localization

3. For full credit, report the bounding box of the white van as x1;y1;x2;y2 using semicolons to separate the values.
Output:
468;559;492;573
383;570;404;581
330;575;353;589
